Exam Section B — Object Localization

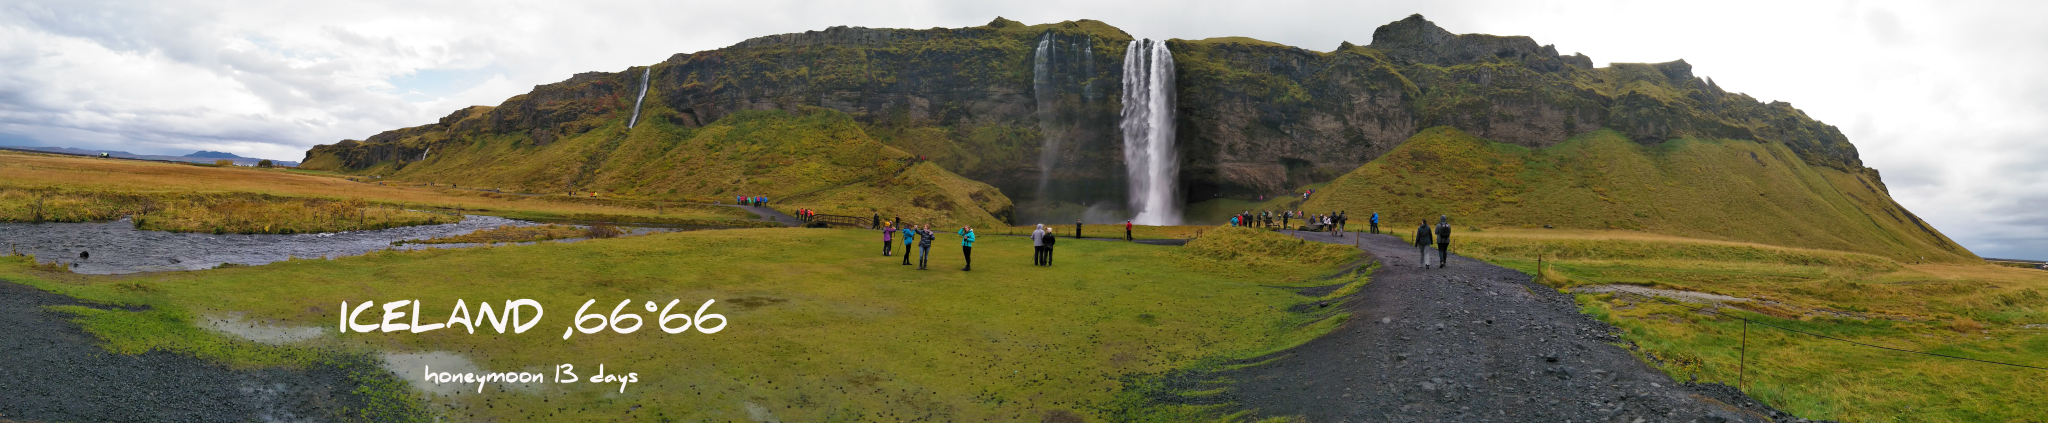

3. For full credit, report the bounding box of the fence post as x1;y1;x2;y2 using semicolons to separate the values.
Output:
1739;319;1749;391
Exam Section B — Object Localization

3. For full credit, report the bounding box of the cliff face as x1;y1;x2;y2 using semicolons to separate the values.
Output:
305;15;1866;212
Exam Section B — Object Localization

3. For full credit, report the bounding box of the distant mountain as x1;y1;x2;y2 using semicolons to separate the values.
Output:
0;145;299;167
184;150;244;159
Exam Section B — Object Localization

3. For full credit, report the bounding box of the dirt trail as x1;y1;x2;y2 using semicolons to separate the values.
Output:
1223;230;1826;422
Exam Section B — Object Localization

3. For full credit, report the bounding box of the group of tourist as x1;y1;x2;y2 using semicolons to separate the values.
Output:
736;195;768;207
881;220;976;271
1228;210;1350;233
795;208;816;222
1030;224;1059;266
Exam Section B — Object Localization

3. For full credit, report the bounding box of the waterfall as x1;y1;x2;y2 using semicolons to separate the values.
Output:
1121;39;1179;226
626;67;651;129
1032;33;1060;205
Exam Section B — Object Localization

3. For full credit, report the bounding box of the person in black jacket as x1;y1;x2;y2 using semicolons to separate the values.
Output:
1043;228;1057;266
917;225;935;270
1435;215;1452;268
1415;220;1435;268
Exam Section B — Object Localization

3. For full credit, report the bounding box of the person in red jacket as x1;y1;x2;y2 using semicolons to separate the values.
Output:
1124;220;1133;241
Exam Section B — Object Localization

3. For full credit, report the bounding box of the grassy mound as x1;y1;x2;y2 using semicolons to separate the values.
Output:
1183;226;1357;267
1304;127;1974;263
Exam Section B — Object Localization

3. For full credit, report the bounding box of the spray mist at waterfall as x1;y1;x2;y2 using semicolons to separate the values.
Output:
1121;39;1179;225
627;67;650;129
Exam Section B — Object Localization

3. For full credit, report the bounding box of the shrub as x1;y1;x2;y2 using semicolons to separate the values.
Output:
213;159;233;166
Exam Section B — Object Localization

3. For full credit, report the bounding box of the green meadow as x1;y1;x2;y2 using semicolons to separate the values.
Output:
3;226;1359;422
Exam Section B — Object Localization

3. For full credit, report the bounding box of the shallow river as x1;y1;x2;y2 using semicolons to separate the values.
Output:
0;215;661;274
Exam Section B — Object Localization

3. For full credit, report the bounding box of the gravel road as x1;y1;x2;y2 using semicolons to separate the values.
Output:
1221;230;1829;422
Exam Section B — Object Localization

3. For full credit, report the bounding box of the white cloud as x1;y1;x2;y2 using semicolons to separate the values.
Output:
0;0;2041;258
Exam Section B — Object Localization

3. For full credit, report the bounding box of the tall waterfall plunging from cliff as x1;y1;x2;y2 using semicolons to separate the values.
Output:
1121;39;1179;225
626;67;650;129
1032;33;1059;204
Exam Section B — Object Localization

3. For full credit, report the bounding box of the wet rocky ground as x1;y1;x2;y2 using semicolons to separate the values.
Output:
1220;230;1831;422
0;281;373;422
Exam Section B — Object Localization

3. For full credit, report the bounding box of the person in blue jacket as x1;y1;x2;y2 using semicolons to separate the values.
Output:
1370;212;1380;234
957;225;977;271
901;224;916;265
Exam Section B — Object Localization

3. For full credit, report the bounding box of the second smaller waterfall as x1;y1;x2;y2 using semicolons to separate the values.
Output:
627;67;651;129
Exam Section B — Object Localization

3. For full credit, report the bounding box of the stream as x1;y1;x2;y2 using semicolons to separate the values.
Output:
0;215;670;274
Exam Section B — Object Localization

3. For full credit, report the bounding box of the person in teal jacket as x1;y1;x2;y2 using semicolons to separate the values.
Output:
901;225;916;265
957;225;977;271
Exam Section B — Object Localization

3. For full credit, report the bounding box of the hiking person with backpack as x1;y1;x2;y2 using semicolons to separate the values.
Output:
1415;220;1435;267
1436;216;1452;268
1370;212;1380;234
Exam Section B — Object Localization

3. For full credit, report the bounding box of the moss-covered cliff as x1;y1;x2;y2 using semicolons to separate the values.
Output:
306;14;1878;230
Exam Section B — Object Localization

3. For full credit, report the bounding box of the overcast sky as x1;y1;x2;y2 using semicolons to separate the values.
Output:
2;0;2042;259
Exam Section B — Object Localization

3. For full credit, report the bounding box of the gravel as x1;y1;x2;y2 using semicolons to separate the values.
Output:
1215;230;1834;422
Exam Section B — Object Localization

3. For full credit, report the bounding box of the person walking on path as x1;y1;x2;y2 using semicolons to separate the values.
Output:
1370;212;1380;234
1435;215;1452;269
881;222;895;256
1338;211;1348;233
917;225;935;270
901;224;916;265
1415;220;1435;268
1124;220;1133;241
1043;227;1057;266
1075;221;1082;239
1283;212;1291;230
957;225;977;271
1031;224;1047;266
871;213;880;229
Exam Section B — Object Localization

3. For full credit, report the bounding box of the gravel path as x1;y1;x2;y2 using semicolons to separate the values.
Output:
0;280;361;422
1221;230;1827;422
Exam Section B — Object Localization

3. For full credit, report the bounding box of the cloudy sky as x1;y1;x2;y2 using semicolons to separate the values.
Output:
2;0;2042;259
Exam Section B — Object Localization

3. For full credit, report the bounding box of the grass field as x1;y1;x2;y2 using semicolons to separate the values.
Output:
1000;224;1220;240
1426;228;2048;422
1;225;1358;422
0;150;757;232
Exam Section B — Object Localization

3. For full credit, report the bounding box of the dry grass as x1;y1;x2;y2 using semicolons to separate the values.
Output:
0;150;747;225
1;186;452;234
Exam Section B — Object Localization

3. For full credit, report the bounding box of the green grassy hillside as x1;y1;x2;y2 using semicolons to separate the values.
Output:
308;107;1013;227
1303;127;1974;263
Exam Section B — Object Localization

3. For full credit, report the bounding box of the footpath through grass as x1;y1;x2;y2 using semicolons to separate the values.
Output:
1444;228;2048;422
2;225;1356;421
